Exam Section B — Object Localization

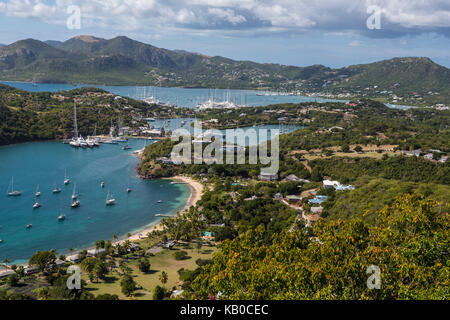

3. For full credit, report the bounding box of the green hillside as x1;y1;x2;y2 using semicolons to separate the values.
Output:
0;36;448;104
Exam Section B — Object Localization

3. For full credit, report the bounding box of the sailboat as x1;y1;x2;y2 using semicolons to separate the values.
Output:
105;190;116;206
35;185;41;197
72;183;78;200
101;181;105;188
71;199;80;208
52;181;61;194
58;210;66;221
33;197;41;209
64;169;70;185
7;177;21;196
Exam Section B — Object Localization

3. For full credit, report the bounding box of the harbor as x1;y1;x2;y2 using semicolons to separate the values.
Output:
0;139;190;264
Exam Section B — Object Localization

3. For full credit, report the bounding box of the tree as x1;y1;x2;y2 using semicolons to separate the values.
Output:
138;258;151;273
190;194;449;300
81;257;98;273
341;144;350;153
92;262;108;282
95;239;105;249
7;273;19;287
120;275;137;297
173;250;188;260
29;251;56;272
159;271;168;287
354;146;363;153
153;285;167;300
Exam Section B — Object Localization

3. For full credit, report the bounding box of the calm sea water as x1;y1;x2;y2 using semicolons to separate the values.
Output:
0;139;190;264
1;81;346;108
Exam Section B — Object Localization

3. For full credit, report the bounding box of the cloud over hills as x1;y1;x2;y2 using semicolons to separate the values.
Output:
0;0;449;38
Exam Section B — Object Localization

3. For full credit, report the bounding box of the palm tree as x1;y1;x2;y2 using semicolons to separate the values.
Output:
113;234;118;242
159;271;168;287
3;258;9;271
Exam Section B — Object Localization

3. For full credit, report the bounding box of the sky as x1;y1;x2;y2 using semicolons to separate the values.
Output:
0;0;449;68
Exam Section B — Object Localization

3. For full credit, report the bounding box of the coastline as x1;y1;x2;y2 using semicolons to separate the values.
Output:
114;175;204;244
1;176;203;269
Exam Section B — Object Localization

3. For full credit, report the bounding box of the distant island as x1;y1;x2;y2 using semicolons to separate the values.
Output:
0;35;449;106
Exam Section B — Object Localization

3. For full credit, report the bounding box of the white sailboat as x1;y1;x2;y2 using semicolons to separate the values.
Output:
58;209;66;221
64;169;70;185
7;177;21;196
35;184;41;197
52;181;61;194
33;198;41;209
71;199;80;208
105;190;116;206
71;183;78;200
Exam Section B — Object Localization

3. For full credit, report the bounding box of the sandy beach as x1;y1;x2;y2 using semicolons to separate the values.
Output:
115;175;204;244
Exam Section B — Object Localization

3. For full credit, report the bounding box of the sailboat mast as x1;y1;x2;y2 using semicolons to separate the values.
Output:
73;102;79;139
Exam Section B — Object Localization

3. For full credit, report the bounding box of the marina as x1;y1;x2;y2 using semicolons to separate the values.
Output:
1;82;347;109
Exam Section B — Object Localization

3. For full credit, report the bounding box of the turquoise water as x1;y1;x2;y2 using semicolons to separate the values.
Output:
0;139;189;264
1;81;347;108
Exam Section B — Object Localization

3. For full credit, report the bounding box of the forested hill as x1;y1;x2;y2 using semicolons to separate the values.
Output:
0;84;188;145
0;35;448;105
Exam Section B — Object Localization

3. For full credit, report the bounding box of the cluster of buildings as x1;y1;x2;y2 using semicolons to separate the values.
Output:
401;149;448;163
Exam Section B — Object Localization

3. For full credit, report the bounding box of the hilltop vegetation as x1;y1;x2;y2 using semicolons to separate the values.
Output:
0;84;191;145
0;36;448;105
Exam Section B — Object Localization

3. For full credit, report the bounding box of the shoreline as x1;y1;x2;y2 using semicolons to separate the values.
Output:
1;176;204;269
113;175;203;245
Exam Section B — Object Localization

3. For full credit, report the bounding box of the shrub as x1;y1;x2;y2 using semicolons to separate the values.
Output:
173;250;188;260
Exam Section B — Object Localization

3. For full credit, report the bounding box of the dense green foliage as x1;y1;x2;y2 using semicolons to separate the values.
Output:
0;84;191;145
189;195;449;299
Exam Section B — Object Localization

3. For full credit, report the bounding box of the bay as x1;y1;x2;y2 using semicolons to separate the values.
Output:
0;139;189;264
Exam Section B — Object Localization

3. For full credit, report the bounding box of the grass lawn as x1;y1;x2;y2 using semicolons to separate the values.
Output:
84;243;217;300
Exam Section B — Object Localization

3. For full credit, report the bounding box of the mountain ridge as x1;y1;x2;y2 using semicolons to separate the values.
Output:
0;35;448;105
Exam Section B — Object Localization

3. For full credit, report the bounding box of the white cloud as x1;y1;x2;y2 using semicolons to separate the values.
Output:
207;7;246;25
0;0;448;37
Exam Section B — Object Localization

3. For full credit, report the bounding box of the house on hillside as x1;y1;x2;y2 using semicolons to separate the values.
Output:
286;195;303;204
258;172;278;181
310;206;324;214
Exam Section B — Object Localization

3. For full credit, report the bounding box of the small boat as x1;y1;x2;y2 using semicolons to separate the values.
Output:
157;200;163;203
71;183;78;200
126;187;132;193
106;190;116;206
53;187;61;194
35;185;41;197
122;145;132;150
7;177;21;196
0;240;3;243
64;169;70;185
26;224;32;229
71;200;80;208
101;181;105;188
33;201;41;209
58;214;66;221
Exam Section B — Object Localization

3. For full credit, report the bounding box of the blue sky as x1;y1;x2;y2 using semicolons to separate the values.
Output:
1;0;449;68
